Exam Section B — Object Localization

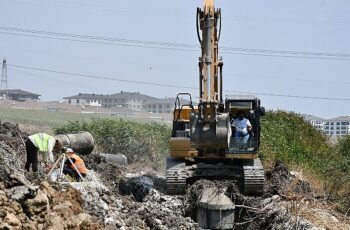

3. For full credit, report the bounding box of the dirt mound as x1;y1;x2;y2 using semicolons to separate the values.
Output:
0;164;101;230
81;153;124;191
181;161;349;230
0;121;27;138
0;122;27;169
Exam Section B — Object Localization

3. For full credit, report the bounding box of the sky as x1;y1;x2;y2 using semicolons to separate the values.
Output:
0;0;349;118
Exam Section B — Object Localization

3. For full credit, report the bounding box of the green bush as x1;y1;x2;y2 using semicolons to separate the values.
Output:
261;111;350;213
55;119;171;169
260;111;333;175
332;136;350;213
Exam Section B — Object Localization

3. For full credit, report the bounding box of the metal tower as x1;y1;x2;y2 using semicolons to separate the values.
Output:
1;58;8;98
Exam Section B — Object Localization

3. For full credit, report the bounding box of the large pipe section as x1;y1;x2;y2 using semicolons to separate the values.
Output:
54;131;94;155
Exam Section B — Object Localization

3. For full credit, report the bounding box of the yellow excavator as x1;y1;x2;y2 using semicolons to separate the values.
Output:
166;0;266;196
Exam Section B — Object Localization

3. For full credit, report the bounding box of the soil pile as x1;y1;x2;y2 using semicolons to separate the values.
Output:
0;165;101;230
0;122;27;169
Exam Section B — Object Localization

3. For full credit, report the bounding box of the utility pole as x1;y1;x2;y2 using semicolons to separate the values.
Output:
1;58;8;98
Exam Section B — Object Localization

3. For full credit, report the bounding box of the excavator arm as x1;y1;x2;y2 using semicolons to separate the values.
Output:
190;0;229;150
197;0;223;103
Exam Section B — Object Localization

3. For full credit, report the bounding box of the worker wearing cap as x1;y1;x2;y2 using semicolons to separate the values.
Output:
63;148;88;180
25;133;62;173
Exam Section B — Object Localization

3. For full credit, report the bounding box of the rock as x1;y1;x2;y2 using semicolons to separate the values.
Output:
119;176;154;202
53;201;73;211
5;212;20;226
7;185;31;202
290;171;300;178
100;153;127;166
154;218;162;225
47;213;65;230
0;223;12;230
25;190;49;216
40;181;56;198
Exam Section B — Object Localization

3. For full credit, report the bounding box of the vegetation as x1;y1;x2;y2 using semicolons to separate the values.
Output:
55;119;171;169
261;111;350;213
20;109;346;213
260;111;333;175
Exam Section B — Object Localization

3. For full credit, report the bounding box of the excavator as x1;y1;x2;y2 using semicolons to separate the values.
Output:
166;0;266;196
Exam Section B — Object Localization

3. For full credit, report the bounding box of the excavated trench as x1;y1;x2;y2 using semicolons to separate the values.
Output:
0;121;348;229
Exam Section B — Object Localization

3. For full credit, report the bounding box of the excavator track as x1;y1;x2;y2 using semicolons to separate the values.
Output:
242;158;265;195
166;157;187;195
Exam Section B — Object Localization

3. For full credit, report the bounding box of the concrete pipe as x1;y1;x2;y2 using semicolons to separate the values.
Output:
55;132;94;155
100;153;127;166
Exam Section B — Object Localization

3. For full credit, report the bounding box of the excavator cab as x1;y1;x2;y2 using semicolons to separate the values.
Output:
172;93;196;138
225;95;265;158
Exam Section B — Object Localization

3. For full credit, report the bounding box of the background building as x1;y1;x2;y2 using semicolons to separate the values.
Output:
143;98;175;113
101;91;156;111
63;93;103;107
0;89;40;101
63;92;195;113
305;115;350;137
143;97;196;114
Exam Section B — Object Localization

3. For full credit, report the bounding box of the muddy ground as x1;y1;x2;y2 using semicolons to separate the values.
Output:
0;121;349;230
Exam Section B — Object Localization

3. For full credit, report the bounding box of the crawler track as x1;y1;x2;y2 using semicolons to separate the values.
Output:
243;159;265;195
165;158;187;195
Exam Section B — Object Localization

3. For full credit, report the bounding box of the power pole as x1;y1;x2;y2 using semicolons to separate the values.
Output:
1;58;8;98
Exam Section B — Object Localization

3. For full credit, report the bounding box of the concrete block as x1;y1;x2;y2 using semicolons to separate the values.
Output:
196;188;235;229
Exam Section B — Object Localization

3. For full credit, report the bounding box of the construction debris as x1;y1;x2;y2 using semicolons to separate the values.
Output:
0;121;349;230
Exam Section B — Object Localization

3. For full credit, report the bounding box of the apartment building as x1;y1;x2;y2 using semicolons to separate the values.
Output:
101;91;156;111
143;97;195;113
63;93;103;107
305;115;350;137
143;98;174;113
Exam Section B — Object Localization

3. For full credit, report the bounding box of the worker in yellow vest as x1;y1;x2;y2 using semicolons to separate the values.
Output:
25;133;62;173
63;148;88;180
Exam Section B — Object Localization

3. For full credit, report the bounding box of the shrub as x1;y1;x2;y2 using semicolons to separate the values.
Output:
55;119;171;169
260;111;333;174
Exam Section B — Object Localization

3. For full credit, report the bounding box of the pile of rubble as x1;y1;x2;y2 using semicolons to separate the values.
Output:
0;165;101;229
0;122;27;169
0;121;349;230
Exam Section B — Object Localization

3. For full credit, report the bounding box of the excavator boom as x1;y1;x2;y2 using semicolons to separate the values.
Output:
198;0;222;102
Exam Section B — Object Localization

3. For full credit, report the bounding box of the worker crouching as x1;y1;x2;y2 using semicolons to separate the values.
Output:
63;148;88;181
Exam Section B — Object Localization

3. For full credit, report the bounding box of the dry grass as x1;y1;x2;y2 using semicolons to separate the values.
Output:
299;204;350;230
282;175;350;229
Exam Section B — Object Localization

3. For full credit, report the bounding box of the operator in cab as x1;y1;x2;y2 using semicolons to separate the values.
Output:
231;111;252;144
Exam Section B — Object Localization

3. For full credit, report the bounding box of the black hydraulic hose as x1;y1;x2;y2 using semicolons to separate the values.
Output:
218;10;222;42
196;8;202;43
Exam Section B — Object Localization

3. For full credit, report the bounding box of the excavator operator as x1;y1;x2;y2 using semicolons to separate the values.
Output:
231;111;252;144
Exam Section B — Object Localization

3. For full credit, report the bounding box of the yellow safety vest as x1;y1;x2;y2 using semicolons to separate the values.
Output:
30;133;54;152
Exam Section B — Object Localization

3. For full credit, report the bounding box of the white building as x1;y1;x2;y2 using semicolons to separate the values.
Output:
143;98;175;113
63;93;103;107
101;91;156;111
305;115;350;137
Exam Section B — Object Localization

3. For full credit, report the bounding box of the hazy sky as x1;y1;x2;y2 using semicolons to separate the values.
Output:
0;0;349;118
